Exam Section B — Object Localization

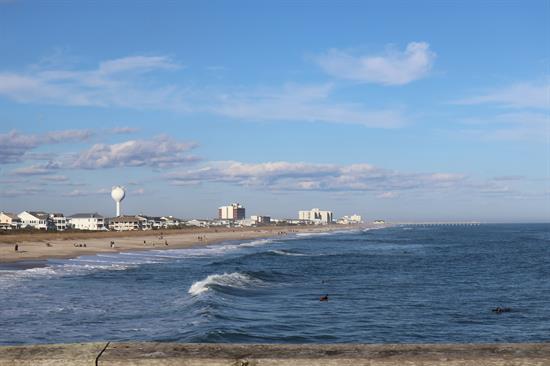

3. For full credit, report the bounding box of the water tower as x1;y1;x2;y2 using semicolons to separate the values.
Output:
111;186;126;217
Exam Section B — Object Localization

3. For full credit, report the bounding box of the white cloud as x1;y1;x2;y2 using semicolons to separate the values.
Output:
317;42;436;85
455;82;550;109
0;128;151;166
72;135;198;169
214;83;407;128
4;133;198;179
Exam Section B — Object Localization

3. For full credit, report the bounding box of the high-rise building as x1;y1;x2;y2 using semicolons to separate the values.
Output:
218;203;246;220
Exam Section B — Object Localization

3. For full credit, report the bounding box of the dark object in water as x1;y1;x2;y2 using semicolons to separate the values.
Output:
492;307;511;313
320;295;329;302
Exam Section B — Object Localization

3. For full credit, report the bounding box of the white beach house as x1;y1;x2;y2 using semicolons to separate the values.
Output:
17;211;55;230
68;213;105;231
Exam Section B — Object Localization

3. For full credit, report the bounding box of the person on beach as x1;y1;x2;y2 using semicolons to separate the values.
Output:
14;244;18;252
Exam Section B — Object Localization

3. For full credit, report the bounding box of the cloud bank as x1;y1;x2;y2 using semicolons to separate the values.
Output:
0;129;93;164
167;160;466;194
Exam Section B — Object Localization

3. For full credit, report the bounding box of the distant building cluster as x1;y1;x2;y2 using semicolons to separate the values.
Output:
337;214;363;225
0;189;371;232
0;211;197;232
298;208;334;224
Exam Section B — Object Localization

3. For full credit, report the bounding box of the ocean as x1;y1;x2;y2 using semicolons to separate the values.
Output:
0;224;549;345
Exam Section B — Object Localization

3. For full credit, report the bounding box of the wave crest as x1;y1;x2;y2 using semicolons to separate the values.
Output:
188;272;264;296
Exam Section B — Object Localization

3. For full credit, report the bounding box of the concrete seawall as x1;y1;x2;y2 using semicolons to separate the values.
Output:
1;342;550;365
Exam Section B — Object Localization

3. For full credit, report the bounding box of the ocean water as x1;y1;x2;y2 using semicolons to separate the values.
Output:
0;224;549;345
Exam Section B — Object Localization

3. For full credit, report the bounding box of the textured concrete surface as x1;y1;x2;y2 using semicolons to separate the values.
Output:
1;342;550;365
0;342;107;366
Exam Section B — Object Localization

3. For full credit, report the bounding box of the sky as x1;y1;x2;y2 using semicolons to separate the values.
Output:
0;0;549;222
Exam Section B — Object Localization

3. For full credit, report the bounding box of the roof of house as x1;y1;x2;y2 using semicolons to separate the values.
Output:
0;212;21;220
27;211;50;219
69;213;104;219
137;215;162;221
109;215;143;223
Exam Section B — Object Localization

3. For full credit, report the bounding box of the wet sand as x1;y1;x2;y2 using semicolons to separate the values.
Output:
0;225;365;264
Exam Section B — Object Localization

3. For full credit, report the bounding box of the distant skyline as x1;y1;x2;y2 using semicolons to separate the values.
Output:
0;1;549;222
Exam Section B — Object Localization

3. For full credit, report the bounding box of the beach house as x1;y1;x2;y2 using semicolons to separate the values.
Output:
17;211;56;230
0;212;22;230
68;213;105;231
108;215;145;231
49;213;67;231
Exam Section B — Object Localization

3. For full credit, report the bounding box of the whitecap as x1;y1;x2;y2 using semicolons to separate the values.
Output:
188;272;264;296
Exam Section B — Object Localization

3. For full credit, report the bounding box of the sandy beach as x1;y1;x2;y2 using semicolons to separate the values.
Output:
0;224;365;264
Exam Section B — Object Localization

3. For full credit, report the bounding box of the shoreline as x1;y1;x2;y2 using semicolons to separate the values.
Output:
0;224;378;264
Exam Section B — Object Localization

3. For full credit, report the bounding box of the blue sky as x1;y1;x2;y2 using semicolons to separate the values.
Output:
0;1;549;222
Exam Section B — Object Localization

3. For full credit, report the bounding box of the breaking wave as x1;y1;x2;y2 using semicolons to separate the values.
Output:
188;272;265;296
